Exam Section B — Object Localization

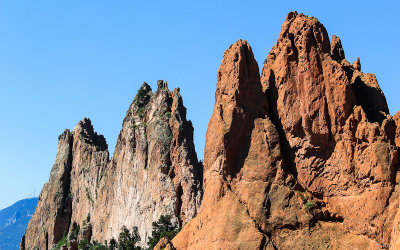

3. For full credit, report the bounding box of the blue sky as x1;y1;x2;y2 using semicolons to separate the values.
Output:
0;1;399;209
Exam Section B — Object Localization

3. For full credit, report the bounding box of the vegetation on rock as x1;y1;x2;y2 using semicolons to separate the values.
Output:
147;215;180;249
51;216;179;250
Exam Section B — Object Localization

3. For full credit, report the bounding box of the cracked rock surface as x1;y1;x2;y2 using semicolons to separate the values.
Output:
173;12;400;249
22;83;203;249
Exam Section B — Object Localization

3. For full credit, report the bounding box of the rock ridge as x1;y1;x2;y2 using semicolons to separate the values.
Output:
22;81;202;249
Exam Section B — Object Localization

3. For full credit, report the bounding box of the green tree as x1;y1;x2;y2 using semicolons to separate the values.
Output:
91;243;108;250
69;223;80;241
78;237;90;250
118;226;141;250
147;215;180;249
109;238;117;250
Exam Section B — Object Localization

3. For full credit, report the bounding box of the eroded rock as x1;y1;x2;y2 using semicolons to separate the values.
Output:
174;12;400;249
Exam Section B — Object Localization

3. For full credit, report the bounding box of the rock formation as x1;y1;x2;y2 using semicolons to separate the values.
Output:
23;119;109;249
21;82;202;249
23;11;400;250
173;12;400;249
92;81;202;247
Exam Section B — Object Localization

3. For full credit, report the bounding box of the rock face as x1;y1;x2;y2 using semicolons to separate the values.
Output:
22;82;202;249
154;237;176;250
23;119;109;249
92;81;202;247
173;12;400;249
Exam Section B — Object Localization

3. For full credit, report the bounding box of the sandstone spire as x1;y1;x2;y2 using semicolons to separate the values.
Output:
173;12;400;249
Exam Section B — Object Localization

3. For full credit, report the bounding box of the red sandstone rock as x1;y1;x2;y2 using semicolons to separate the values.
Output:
174;12;400;249
260;12;398;249
353;57;362;71
154;237;176;250
173;39;271;249
393;112;400;147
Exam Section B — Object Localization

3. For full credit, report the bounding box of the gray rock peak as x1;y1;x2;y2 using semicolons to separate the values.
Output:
73;118;108;151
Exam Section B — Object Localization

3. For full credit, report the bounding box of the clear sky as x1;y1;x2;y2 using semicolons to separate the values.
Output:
1;0;399;209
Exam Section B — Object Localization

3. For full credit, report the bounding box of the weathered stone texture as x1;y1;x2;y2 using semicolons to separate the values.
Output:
173;12;400;249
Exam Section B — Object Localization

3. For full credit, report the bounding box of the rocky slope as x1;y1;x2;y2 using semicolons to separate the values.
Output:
172;12;400;249
21;82;202;249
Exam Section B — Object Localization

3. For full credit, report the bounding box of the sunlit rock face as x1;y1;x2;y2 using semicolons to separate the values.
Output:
92;82;203;247
173;12;400;249
23;118;109;250
22;82;203;249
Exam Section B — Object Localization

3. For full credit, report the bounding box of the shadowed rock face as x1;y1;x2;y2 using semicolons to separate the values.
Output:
173;12;400;249
21;83;202;249
22;119;109;250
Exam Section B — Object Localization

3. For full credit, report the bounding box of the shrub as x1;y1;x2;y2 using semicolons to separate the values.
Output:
306;201;315;210
135;87;149;108
297;191;314;210
109;238;117;250
168;134;173;143
53;235;67;250
137;107;145;118
147;215;180;249
118;226;141;250
91;243;108;250
69;223;80;241
78;237;90;250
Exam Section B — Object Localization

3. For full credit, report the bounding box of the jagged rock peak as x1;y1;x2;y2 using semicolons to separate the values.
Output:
207;39;267;178
330;35;345;61
141;81;152;91
22;128;74;249
73;118;108;150
88;80;202;247
394;112;400;147
157;79;169;91
277;11;330;56
173;39;273;249
22;119;109;250
260;11;398;249
353;57;361;71
174;12;400;250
